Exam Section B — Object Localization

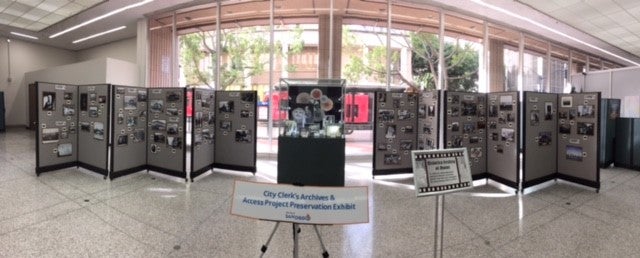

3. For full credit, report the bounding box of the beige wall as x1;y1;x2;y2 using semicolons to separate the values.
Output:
77;37;137;64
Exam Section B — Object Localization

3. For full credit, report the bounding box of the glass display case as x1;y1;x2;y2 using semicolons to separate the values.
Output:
278;78;346;138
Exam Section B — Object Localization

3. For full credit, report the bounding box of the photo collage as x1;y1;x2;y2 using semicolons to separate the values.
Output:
115;87;147;149
374;92;418;170
193;90;215;149
78;86;109;145
418;91;438;151
148;89;183;154
526;94;555;147
487;93;517;156
557;94;598;163
40;84;78;159
444;92;486;172
218;91;255;144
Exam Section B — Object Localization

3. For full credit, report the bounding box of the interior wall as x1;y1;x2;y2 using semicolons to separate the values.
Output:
105;58;139;86
76;37;137;64
0;38;78;126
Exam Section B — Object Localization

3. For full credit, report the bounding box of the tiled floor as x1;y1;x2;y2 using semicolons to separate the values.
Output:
1;127;640;257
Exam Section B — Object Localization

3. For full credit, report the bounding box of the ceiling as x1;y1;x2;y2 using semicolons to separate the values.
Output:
1;0;640;66
517;0;640;63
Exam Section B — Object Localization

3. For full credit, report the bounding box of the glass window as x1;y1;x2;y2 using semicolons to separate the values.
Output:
443;13;483;92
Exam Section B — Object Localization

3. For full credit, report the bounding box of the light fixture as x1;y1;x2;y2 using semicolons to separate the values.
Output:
469;0;640;66
50;0;153;39
10;32;38;40
72;26;126;44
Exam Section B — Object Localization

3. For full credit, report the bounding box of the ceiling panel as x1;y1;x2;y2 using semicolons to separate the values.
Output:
0;0;103;31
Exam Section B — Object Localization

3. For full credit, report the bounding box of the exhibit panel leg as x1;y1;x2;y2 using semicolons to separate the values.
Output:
77;84;111;178
213;90;257;173
35;82;79;175
556;92;600;190
486;92;519;190
110;86;149;179
190;89;216;181
146;88;188;180
443;91;488;180
522;92;558;190
372;91;419;176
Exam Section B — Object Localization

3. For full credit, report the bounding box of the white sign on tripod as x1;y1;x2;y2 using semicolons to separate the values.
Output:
411;148;473;197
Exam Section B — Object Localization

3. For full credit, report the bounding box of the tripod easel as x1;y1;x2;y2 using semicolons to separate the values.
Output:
260;221;329;258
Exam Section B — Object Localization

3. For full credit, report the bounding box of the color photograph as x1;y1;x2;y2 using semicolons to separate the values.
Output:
566;145;583;161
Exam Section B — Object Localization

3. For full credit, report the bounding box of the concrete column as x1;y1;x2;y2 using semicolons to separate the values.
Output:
136;18;148;87
318;15;342;79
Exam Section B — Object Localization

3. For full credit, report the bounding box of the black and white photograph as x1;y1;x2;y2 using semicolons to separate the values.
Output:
202;129;213;140
404;125;414;133
451;122;460;132
385;124;396;139
220;120;232;131
153;133;166;143
397;109;410;120
577;105;594;118
219;101;234;113
530;110;540;126
194;134;203;146
207;112;215;124
461;101;477;116
89;93;97;102
202;95;212;108
150;100;164;113
127;116;137;127
491;132;499;141
506;113;515;122
463;122;476;134
117;113;124;124
559;124;571;134
167;123;179;135
418;105;427;118
93;122;104;140
240;110;250;118
166;91;181;102
69;127;76;134
58;131;66;140
577;122;595;136
80;93;88;111
42;128;60;144
499;95;513;111
469;136;481;144
569;109;577;120
452;135;463;147
488;105;498;117
392;99;401;109
124;96;137;110
167;136;182;149
561;96;573;107
235;129;252;143
133;129;145;142
566;145;583;161
194;112;203;128
400;140;413;150
80;122;90;132
470;147;482;158
477;120;486;129
377;143;387;150
64;92;73;100
383;154;400;165
451;94;460;104
63;105;75;116
42;92;56;111
137;90;147;102
57;143;72;157
496;144;504;153
241;92;255;102
151;144;160;153
498;116;506;124
165;108;179;116
151;119;167;131
423;125;432;135
116;88;125;95
377;92;386;103
538;131;552;146
544;102;553;120
89;106;99;118
558;111;568;119
428;105;436;117
117;134;128;146
450;106;460;117
378;110;395;122
98;95;107;103
501;128;515;142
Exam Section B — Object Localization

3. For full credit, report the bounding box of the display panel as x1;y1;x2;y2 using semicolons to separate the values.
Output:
556;93;600;189
522;92;558;190
146;88;187;179
486;92;519;189
418;90;439;150
214;90;257;172
110;85;148;179
372;91;418;175
443;91;487;179
77;84;110;176
191;89;216;180
36;82;79;175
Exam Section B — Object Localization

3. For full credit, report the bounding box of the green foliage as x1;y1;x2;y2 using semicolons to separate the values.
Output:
180;32;214;87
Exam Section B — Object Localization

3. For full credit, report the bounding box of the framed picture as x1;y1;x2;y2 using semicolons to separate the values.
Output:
166;91;181;102
538;131;552;146
63;105;75;116
80;93;88;111
153;133;166;143
566;145;583;161
167;123;179;135
57;143;72;157
93;122;104;140
577;122;595;135
544;102;553;120
151;119;167;131
530;110;540;126
137;90;147;102
383;154;400;165
501;128;515;142
150;100;164;113
219;101;234;113
42;92;56;111
167;136;182;149
42;128;60;144
235;129;252;143
561;96;572;107
117;135;128;146
124;96;137;110
499;95;513;111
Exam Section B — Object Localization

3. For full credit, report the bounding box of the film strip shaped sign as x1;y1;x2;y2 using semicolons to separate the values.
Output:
411;148;473;197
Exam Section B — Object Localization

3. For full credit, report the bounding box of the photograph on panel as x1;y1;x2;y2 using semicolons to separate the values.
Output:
538;131;552;146
57;143;72;157
544;102;553;120
80;94;88;111
93;122;104;140
559;124;571;134
150;100;164;113
42;92;56;111
577;122;595;135
577;105;595;118
383;154;400;165
235;129;252;143
166;91;181;102
151;120;167;131
42;128;60;144
117;135;128;146
566;145;583;161
133;129;145;143
499;95;513;111
501;128;515;142
137;91;147;102
89;106;99;117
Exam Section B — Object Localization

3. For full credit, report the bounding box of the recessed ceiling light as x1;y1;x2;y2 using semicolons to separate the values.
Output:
10;32;38;40
50;0;153;39
72;26;126;44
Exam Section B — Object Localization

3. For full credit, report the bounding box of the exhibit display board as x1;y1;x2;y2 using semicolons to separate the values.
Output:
557;93;600;189
418;90;439;150
36;82;79;175
486;92;519;188
522;92;557;189
600;98;620;168
110;85;148;179
146;88;187;179
443;91;487;179
191;89;216;180
372;91;419;175
214;91;257;172
77;84;110;176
